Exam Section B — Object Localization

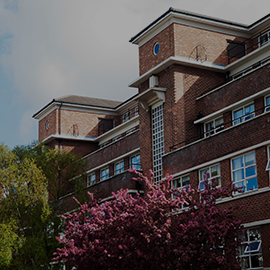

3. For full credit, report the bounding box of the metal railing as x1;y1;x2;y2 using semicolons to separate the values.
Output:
169;105;266;152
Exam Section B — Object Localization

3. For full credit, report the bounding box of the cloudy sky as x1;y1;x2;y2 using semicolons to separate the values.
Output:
0;0;270;149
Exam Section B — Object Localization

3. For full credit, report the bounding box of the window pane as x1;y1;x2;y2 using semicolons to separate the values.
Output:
200;168;209;181
235;181;245;192
245;104;254;115
234;108;243;120
211;165;220;177
215;117;223;127
246;166;256;178
245;152;255;166
249;229;261;241
233;156;243;170
233;169;244;181
266;96;270;106
182;176;190;186
246;177;258;191
250;254;263;268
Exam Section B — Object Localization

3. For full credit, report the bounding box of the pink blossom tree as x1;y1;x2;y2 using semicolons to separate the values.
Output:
54;170;243;270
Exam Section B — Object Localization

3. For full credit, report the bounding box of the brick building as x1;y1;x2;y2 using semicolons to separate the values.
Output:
34;8;270;269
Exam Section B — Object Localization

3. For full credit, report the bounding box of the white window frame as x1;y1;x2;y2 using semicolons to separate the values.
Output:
198;164;221;190
204;116;224;137
100;167;110;181
114;160;124;175
264;95;270;112
87;173;96;187
172;175;190;208
122;109;131;123
265;146;270;171
130;154;140;170
239;228;263;269
258;31;270;47
232;103;255;126
231;152;258;194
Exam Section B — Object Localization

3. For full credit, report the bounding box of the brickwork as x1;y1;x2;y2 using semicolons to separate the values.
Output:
39;109;58;141
85;130;140;170
197;63;270;116
61;140;98;157
139;24;174;75
164;113;270;175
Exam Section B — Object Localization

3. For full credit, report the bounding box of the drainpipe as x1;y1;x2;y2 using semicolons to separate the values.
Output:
58;102;63;149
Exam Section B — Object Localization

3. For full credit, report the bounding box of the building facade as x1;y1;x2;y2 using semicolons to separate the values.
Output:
34;8;270;269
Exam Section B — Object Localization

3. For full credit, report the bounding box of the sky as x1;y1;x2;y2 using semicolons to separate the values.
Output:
0;0;270;149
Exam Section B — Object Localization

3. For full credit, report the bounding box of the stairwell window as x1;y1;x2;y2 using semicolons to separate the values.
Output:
233;103;255;125
204;116;224;137
231;152;257;194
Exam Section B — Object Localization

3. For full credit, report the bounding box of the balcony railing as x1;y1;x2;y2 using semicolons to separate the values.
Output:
227;25;270;64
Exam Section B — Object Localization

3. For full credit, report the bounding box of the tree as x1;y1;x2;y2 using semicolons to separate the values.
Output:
55;169;243;270
0;143;87;269
0;143;50;269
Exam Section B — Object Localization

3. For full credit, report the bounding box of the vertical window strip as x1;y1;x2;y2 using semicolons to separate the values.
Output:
152;104;164;184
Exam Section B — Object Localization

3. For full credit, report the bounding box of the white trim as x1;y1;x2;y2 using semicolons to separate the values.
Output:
129;56;225;88
243;218;270;228
86;148;140;174
41;133;96;144
34;102;118;120
168;140;270;179
132;12;249;46
194;86;270;124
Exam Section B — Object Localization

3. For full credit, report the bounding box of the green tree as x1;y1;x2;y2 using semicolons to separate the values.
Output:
0;143;87;269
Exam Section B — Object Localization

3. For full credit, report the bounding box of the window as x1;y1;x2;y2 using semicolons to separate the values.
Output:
87;173;96;187
130;154;140;170
232;152;257;193
134;105;139;116
112;135;121;142
153;42;160;55
122;110;131;123
152;104;164;184
239;228;263;269
259;31;270;47
233;103;255;125
172;175;190;207
204;116;224;137
265;96;270;112
199;164;221;190
114;160;124;175
265;146;270;171
100;142;108;149
100;167;109;181
46;120;49;130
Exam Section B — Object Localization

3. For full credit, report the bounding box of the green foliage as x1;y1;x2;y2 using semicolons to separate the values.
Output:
0;142;87;269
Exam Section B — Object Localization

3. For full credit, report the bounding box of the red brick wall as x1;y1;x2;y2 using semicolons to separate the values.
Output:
85;130;140;170
138;22;246;76
39;109;57;141
139;24;174;75
197;63;270;116
61;140;98;157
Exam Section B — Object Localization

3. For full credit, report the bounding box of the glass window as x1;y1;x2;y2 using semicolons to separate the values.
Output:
239;228;263;269
233;104;255;125
172;175;190;207
204;116;224;137
232;152;257;193
100;167;109;181
199;164;221;190
87;173;96;187
122;110;131;123
114;161;124;175
130;154;140;170
259;31;270;47
265;96;270;112
134;105;139;116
